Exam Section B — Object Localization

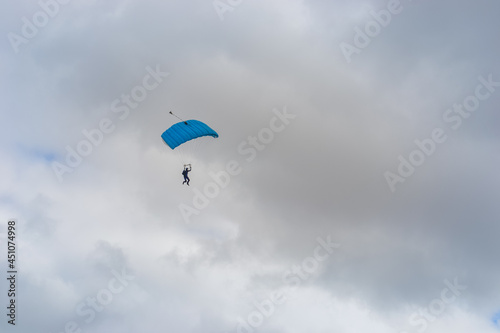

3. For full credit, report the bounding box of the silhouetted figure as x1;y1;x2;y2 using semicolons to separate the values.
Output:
182;164;191;185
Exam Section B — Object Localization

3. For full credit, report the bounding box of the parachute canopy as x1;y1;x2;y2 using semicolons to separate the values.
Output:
161;120;219;150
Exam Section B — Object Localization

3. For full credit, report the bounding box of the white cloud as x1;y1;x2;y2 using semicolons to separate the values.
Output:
1;0;500;332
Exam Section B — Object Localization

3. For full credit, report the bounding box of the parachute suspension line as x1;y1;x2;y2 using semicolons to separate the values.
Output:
169;111;191;163
169;111;188;125
168;111;188;164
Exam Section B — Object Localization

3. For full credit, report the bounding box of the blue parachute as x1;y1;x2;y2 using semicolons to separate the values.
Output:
161;120;219;150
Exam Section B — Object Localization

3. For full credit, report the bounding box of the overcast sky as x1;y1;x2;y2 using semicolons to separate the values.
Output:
1;0;500;332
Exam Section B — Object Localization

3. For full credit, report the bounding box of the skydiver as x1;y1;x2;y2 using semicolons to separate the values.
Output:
182;164;191;185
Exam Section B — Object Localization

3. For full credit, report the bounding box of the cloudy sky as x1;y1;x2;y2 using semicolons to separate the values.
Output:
1;0;500;332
